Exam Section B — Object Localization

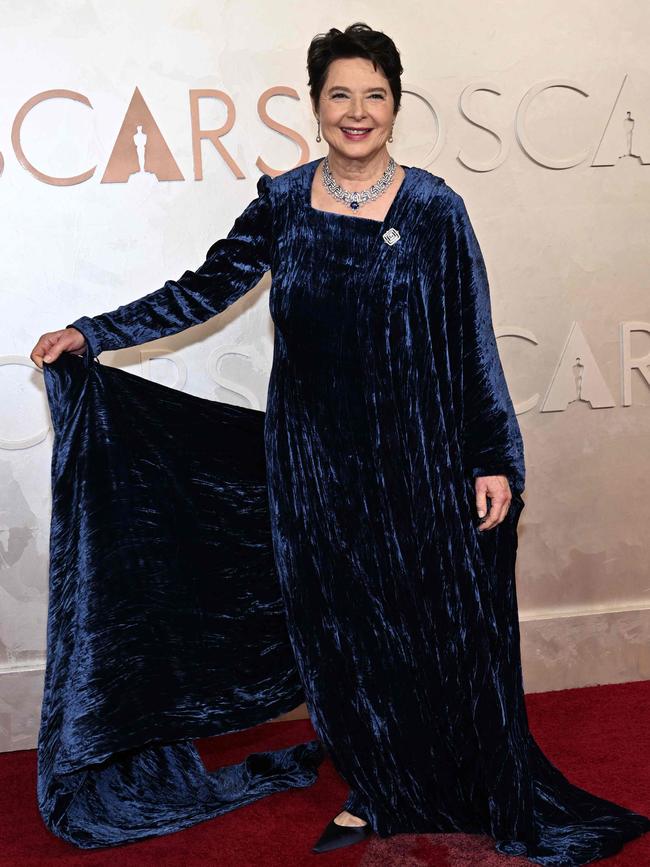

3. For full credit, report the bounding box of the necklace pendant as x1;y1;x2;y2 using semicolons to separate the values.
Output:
350;201;359;210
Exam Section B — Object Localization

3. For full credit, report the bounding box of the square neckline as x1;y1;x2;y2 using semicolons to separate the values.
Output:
305;157;412;229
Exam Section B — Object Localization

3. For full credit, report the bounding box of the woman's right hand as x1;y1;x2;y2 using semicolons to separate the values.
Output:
30;328;87;369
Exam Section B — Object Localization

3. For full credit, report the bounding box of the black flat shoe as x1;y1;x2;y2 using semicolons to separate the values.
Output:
311;816;373;854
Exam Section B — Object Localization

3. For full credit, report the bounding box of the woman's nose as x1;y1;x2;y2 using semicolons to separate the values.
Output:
347;101;367;119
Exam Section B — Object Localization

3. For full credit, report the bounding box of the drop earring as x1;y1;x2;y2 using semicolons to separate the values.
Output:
388;125;394;143
316;119;321;143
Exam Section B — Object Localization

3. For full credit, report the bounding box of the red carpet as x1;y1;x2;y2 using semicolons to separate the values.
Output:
1;680;649;866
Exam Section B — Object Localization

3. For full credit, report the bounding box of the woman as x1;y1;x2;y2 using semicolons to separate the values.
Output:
31;23;650;863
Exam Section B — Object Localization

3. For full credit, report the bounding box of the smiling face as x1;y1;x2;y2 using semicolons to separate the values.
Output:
312;56;396;163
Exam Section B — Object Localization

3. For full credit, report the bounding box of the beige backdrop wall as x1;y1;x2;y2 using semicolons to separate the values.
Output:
1;1;649;753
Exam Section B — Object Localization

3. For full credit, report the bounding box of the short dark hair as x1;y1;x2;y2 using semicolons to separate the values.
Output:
307;23;403;115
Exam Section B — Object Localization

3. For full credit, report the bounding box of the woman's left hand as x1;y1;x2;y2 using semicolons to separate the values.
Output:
475;475;511;531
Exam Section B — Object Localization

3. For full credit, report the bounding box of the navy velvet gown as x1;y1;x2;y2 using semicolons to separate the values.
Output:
38;157;650;863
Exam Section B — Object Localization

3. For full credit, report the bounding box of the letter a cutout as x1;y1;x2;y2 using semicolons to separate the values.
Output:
102;86;184;183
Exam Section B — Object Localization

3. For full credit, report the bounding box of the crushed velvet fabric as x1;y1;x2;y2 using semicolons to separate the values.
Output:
39;348;324;848
38;158;650;862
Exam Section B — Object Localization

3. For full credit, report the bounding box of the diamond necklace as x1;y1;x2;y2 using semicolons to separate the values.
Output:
321;156;397;210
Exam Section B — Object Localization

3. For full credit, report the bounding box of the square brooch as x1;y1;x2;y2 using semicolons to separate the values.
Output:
383;227;401;246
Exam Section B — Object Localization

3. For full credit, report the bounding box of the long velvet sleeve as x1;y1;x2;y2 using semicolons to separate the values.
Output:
67;174;273;357
452;194;526;495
